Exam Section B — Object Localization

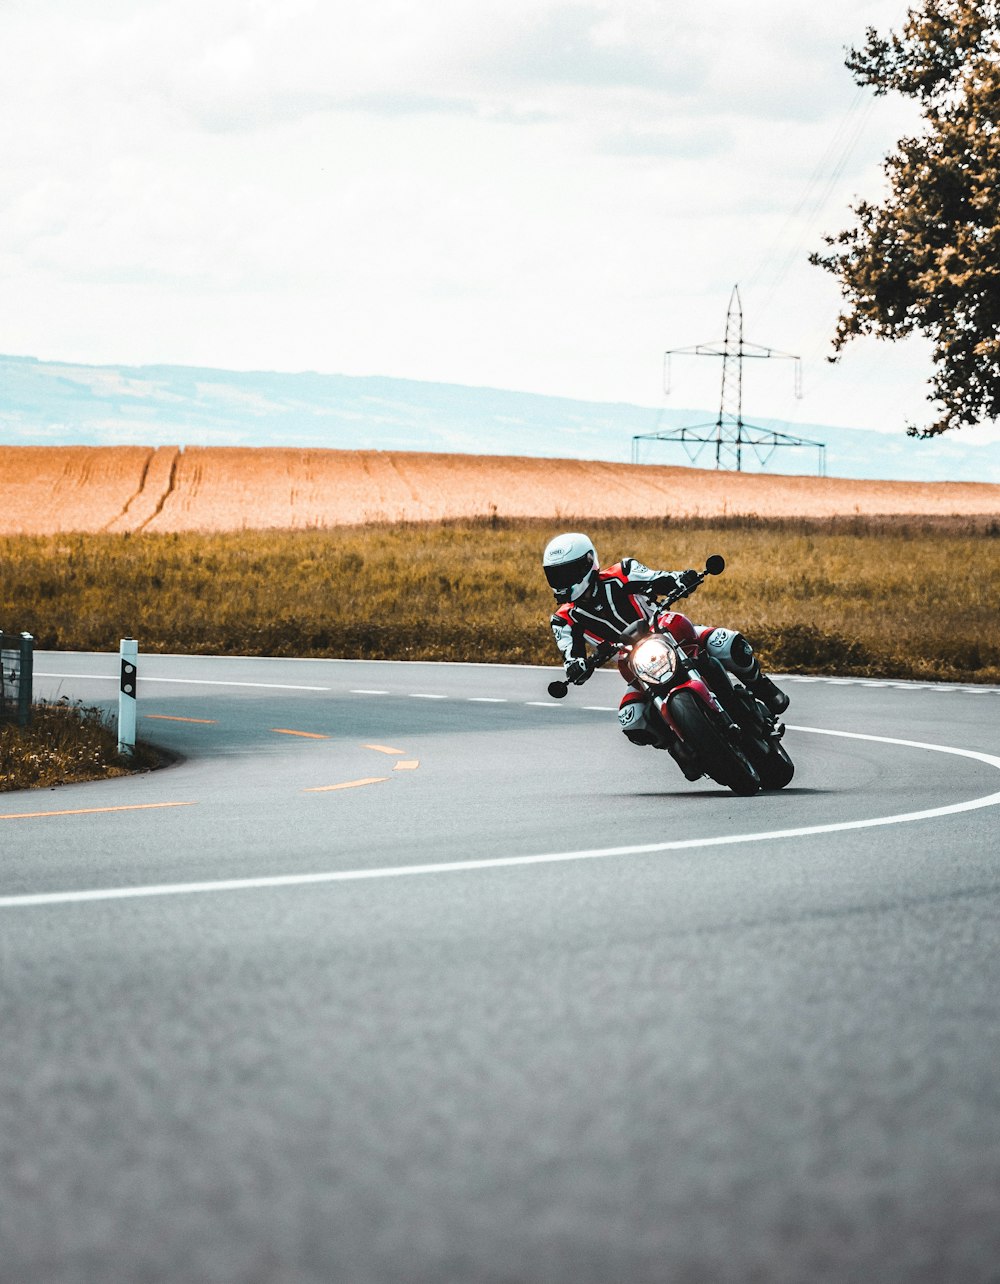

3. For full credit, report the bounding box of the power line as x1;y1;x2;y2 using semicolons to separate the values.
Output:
747;2;913;327
753;96;878;319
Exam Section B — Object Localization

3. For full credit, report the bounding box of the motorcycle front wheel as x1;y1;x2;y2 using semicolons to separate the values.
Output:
667;689;760;796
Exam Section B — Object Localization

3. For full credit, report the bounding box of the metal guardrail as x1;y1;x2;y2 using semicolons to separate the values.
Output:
0;631;34;729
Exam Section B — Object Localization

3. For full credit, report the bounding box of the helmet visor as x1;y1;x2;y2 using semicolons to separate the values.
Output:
544;551;594;595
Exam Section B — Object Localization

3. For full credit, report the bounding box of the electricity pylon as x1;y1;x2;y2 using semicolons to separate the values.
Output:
631;285;826;475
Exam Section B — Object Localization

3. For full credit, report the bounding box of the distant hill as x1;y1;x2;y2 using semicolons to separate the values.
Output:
2;353;998;483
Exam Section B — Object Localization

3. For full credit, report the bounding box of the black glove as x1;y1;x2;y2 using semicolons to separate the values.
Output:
653;569;700;596
566;657;590;685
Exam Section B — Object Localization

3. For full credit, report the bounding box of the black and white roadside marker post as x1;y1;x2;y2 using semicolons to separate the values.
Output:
118;637;138;756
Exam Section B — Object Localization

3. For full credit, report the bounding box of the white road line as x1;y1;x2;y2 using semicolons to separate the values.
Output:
584;706;619;712
468;697;508;703
37;669;1000;698
2;727;999;911
782;675;1000;693
36;672;330;692
74;653;998;687
525;701;562;707
409;693;447;700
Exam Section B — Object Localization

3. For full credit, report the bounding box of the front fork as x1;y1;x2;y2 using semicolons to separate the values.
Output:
697;653;780;745
695;654;748;726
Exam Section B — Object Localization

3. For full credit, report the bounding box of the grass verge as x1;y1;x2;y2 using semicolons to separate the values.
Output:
1;515;998;683
1;700;162;792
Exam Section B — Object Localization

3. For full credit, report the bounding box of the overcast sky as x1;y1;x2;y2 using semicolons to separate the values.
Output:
3;0;979;439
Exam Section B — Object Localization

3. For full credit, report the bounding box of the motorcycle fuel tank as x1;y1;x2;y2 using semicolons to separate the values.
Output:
655;610;699;655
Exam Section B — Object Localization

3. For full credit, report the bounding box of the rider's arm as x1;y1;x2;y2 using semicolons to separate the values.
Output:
550;609;589;681
620;557;698;597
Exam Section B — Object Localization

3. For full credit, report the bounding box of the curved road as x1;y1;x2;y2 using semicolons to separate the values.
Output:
3;652;1000;1282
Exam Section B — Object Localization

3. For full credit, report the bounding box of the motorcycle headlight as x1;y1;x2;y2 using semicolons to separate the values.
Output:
631;636;677;683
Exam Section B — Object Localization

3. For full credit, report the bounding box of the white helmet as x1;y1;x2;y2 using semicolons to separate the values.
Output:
543;532;599;603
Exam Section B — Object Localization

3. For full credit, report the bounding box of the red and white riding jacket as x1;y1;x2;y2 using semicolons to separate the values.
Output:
549;559;691;668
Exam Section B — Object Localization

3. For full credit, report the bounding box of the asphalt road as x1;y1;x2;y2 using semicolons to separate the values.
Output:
3;652;1000;1283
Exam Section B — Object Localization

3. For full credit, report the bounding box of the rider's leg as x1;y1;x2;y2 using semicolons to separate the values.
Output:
618;685;702;777
618;686;662;745
699;627;789;714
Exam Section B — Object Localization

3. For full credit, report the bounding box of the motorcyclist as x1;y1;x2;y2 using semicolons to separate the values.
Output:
542;531;789;749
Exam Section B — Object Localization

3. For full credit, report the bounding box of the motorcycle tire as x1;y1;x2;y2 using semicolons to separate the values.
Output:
726;688;795;790
754;740;795;790
667;689;760;796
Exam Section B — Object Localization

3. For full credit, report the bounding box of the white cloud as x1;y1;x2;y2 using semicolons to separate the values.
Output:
0;0;958;438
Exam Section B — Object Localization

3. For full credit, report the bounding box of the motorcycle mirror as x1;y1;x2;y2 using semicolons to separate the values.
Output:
705;554;725;576
547;680;569;699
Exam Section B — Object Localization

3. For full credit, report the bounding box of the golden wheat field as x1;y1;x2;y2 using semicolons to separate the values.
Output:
1;446;998;533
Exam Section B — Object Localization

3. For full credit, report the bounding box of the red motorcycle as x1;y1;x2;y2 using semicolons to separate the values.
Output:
547;555;794;796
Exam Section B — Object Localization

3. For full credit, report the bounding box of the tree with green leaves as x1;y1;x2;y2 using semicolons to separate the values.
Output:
811;0;1000;436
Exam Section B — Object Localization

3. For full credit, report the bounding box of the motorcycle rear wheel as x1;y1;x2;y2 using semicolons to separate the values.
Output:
724;685;795;791
754;740;795;790
668;690;760;796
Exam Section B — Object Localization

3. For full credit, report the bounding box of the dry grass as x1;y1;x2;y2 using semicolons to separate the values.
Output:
2;516;998;683
1;447;999;534
1;700;161;792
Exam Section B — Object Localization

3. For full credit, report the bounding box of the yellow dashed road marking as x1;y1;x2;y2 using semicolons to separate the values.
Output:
303;744;420;793
1;802;196;821
145;714;217;724
303;778;388;793
272;728;330;739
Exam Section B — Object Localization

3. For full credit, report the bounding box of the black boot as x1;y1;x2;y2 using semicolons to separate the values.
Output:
750;673;789;715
